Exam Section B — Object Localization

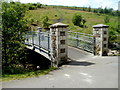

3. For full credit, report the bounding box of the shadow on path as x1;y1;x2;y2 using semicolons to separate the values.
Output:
64;59;95;66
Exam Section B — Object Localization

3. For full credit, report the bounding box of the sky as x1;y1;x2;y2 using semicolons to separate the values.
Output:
13;0;119;10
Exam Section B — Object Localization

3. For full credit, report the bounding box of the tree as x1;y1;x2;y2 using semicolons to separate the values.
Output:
82;18;86;27
72;13;82;26
88;6;91;12
104;7;109;14
98;8;104;13
93;9;98;13
42;16;49;28
2;2;29;68
36;3;42;8
104;15;110;23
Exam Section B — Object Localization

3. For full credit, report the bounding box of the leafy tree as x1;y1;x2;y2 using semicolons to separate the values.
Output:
2;2;29;68
107;22;119;49
26;3;37;10
82;18;86;25
82;18;86;27
82;7;85;11
98;8;104;13
104;15;110;23
93;9;98;13
88;6;91;12
116;10;120;16
108;8;113;15
29;5;37;10
72;13;82;26
108;29;117;48
42;16;49;28
104;7;109;14
36;3;42;8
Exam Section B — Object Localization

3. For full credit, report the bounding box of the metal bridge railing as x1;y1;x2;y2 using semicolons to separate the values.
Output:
25;31;50;55
68;31;95;53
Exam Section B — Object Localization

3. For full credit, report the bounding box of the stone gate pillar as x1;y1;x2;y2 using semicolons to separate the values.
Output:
93;24;109;56
50;23;68;67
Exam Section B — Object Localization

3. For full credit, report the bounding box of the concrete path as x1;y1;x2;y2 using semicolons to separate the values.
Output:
2;47;118;88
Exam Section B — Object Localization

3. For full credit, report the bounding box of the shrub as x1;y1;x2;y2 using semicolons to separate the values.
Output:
72;13;82;26
2;2;29;70
42;16;49;28
104;15;110;23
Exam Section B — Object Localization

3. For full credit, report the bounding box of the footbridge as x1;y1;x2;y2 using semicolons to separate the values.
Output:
25;23;109;67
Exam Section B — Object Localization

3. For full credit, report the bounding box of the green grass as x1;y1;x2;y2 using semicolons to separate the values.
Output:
1;67;57;82
26;7;117;34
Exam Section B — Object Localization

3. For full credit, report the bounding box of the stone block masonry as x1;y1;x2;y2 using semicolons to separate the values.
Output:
93;24;109;56
50;23;68;67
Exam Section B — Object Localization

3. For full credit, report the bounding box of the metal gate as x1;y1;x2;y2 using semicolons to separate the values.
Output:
68;31;95;53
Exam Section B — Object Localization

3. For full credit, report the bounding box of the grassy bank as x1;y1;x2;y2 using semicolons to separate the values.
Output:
1;67;57;82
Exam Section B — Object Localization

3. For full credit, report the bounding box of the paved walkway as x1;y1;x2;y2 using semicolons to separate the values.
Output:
2;47;118;88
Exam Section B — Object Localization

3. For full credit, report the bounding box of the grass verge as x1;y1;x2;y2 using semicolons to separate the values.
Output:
1;67;57;82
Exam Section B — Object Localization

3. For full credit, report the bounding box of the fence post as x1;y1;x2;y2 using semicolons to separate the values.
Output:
32;33;34;46
50;23;68;67
48;33;50;55
26;33;29;45
76;32;79;48
37;27;42;51
93;24;109;56
93;36;96;55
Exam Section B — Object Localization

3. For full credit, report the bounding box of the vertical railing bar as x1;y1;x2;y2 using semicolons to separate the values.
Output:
32;32;34;46
93;36;96;55
28;33;29;45
26;32;28;45
39;31;41;51
76;32;79;48
48;33;50;55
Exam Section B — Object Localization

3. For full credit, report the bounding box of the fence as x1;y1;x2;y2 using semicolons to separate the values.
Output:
25;31;50;55
68;31;95;53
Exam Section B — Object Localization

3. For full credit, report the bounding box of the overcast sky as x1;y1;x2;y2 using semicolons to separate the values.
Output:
13;0;119;10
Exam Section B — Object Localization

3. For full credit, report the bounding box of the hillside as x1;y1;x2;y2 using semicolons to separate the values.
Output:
26;6;117;34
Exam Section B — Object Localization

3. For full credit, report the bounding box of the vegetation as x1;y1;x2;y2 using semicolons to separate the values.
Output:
0;0;2;80
72;13;82;27
1;1;120;81
55;5;120;16
2;67;57;81
104;15;110;23
26;3;42;10
72;13;87;28
2;2;57;80
42;15;50;28
2;2;29;70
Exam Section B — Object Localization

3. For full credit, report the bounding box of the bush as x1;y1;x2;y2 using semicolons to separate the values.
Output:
36;3;42;8
2;2;29;70
42;16;49;28
72;13;82;26
29;5;37;10
104;15;110;23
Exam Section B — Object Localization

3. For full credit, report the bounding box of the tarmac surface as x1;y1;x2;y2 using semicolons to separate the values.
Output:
2;46;118;88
